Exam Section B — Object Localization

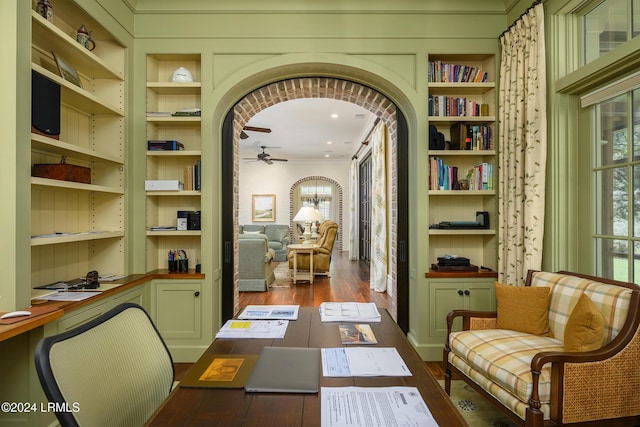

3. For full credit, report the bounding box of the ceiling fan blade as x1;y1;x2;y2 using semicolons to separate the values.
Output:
243;126;271;134
270;158;288;162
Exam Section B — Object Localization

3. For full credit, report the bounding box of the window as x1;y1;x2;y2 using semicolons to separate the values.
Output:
592;89;640;283
583;0;636;64
577;0;640;284
299;181;333;220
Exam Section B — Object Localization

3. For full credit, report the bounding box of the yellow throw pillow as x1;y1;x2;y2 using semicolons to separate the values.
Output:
564;293;604;352
495;282;551;336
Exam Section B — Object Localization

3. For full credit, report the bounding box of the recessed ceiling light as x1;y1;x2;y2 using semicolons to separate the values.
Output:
331;113;338;118
327;141;333;145
324;154;330;158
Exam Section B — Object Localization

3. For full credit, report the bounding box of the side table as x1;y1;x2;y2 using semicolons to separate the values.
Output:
288;243;319;284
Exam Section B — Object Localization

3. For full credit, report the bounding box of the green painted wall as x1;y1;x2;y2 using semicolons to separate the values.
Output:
10;0;626;361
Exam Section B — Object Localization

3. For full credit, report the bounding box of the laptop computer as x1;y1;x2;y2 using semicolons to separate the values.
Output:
244;347;320;393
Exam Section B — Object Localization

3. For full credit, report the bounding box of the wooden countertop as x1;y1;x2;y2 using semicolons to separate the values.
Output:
0;270;205;343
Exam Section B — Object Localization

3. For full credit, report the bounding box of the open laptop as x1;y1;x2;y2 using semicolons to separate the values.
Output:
244;347;320;393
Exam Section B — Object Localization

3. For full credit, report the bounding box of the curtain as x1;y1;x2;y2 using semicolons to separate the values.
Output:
498;2;547;286
370;122;388;292
348;159;359;260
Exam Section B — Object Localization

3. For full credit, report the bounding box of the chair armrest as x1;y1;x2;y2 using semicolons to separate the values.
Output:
444;310;497;353
446;310;497;333
527;314;640;423
281;236;290;246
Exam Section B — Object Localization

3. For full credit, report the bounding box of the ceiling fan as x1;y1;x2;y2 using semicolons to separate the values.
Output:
243;146;288;165
240;126;271;140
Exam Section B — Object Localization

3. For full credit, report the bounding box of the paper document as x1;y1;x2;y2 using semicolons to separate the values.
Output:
238;305;299;320
321;386;438;427
319;302;381;322
215;320;288;339
321;347;411;377
41;291;101;302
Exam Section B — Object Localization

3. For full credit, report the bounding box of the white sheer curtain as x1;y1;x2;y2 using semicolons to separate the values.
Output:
370;122;388;292
498;2;547;286
348;159;359;260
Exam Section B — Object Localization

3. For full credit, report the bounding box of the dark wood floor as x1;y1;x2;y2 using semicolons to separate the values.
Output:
175;251;444;380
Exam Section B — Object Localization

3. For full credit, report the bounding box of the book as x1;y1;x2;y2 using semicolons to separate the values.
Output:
339;324;377;344
180;354;259;388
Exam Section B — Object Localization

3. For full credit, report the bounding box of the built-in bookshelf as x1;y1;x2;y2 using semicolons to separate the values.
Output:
427;54;497;275
145;54;202;271
30;0;126;287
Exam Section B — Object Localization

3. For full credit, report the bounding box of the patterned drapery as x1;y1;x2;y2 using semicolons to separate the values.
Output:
498;3;547;286
370;122;388;292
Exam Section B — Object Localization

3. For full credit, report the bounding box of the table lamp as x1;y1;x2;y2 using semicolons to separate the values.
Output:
293;206;323;244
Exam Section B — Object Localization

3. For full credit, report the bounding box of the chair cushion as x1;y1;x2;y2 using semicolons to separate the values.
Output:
495;282;551;336
531;271;633;344
449;329;563;404
564;293;604;352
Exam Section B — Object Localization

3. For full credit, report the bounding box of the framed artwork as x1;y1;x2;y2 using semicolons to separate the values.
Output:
52;51;83;88
252;194;275;222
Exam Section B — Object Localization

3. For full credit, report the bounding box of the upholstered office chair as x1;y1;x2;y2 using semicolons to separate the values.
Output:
34;303;174;427
288;220;338;275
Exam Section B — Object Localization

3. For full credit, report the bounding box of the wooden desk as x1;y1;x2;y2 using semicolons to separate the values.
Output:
289;244;319;284
146;307;467;426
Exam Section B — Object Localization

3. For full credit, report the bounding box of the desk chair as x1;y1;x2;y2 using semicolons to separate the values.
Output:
34;303;174;427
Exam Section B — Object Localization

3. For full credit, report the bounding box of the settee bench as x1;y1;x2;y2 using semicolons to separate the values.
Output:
444;270;640;427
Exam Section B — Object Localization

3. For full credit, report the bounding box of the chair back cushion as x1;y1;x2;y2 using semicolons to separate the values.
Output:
531;271;633;344
35;303;174;427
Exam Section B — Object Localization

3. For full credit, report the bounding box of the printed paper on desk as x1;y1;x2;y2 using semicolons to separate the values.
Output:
319;302;381;322
238;305;299;320
321;386;438;427
321;347;411;377
42;292;101;302
215;319;288;339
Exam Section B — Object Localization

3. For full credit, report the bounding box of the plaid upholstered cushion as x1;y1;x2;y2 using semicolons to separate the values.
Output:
531;272;633;344
449;329;563;403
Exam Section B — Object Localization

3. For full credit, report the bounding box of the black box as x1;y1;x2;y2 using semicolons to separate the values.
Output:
188;211;201;230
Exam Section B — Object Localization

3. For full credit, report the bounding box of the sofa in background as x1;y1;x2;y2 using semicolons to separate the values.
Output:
240;224;290;261
444;270;640;427
238;233;275;292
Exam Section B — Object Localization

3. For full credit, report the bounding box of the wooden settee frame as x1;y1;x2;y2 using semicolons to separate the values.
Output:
443;270;640;427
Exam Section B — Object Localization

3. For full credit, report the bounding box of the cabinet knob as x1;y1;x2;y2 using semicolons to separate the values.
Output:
464;290;470;296
457;290;464;296
194;291;200;297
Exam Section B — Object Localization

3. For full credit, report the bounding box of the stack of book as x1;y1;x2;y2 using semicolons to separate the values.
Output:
183;159;201;191
428;95;490;117
449;123;493;150
428;61;489;83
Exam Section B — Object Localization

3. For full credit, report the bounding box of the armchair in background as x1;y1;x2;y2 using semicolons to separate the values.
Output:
238;233;275;291
288;220;338;276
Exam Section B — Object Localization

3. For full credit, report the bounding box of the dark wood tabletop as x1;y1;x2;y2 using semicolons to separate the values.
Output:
146;307;466;426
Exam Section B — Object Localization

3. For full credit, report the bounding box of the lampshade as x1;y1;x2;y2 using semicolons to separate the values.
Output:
293;206;323;244
293;206;323;222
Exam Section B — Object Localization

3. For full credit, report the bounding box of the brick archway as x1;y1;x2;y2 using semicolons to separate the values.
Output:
289;176;343;251
231;77;399;317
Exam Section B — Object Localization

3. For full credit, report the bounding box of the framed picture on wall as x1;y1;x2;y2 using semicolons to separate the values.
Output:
252;194;275;222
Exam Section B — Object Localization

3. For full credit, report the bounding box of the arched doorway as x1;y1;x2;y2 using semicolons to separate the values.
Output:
221;76;409;332
290;176;343;251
